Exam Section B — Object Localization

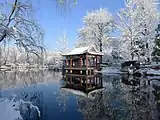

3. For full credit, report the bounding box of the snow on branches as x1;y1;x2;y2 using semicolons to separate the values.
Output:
76;8;115;52
117;0;159;61
0;0;45;59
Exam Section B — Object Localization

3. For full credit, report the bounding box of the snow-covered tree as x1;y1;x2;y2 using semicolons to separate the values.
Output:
136;0;159;62
0;0;45;59
44;51;63;68
117;0;140;60
102;37;123;64
117;0;159;62
76;8;115;52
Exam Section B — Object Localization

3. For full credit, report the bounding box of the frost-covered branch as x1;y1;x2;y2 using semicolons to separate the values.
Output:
0;0;45;60
117;0;159;61
76;8;115;52
0;95;40;120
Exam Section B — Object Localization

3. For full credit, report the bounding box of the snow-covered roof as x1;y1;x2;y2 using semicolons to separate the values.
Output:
61;87;105;99
62;46;104;56
61;88;88;97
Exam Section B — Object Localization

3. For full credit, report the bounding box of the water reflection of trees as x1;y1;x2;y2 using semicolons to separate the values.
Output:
0;70;62;89
0;70;62;120
122;75;158;119
59;74;159;120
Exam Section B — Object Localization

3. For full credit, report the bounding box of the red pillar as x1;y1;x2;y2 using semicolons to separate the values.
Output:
66;59;68;66
86;54;88;67
70;57;72;68
70;75;72;85
80;56;82;67
96;56;97;69
93;57;94;67
80;76;82;86
86;76;88;91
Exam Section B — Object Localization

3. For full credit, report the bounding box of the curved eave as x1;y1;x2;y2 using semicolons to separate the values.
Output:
60;87;105;99
88;52;104;56
62;53;84;56
62;52;104;56
60;88;88;97
88;87;106;95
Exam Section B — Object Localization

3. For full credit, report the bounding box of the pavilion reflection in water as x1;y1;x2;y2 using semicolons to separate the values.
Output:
61;73;104;98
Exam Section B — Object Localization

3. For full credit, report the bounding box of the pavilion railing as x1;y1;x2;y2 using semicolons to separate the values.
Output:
65;63;100;68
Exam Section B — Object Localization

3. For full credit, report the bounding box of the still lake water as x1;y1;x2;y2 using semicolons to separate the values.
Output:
0;70;160;120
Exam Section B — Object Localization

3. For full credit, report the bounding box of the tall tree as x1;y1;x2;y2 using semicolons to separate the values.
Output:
136;0;159;62
76;8;115;52
117;0;159;61
117;0;143;60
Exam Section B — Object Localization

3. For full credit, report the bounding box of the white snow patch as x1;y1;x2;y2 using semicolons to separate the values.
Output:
0;96;40;120
61;88;88;97
63;46;104;56
101;67;121;74
0;98;22;120
61;87;105;99
147;69;160;75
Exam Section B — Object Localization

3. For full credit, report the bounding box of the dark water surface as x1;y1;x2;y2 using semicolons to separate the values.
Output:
0;70;160;120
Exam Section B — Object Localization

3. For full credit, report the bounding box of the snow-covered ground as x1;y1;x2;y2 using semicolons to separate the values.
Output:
100;66;160;76
143;62;160;68
101;67;122;74
0;95;40;120
146;69;160;76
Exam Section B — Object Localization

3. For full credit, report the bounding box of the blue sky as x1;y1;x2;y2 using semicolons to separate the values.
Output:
32;0;125;51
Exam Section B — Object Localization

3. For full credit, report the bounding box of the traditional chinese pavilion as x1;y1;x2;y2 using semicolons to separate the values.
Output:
62;46;104;75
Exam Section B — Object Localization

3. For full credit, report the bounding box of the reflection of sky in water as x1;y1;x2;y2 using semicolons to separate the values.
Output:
0;71;83;120
0;70;159;120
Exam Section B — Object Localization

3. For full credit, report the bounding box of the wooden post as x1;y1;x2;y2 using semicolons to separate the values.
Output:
70;75;72;85
89;77;91;88
93;57;94;67
96;76;97;85
80;56;82;67
96;56;97;69
66;59;68;67
86;70;88;75
80;76;82;86
86;54;88;67
86;54;88;75
70;56;72;68
86;76;88;91
100;75;102;87
66;75;68;85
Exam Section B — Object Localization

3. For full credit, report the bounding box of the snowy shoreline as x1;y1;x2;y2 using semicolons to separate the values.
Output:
0;96;40;120
100;67;160;76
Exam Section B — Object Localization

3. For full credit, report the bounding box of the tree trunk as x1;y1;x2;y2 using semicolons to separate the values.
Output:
100;41;102;65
